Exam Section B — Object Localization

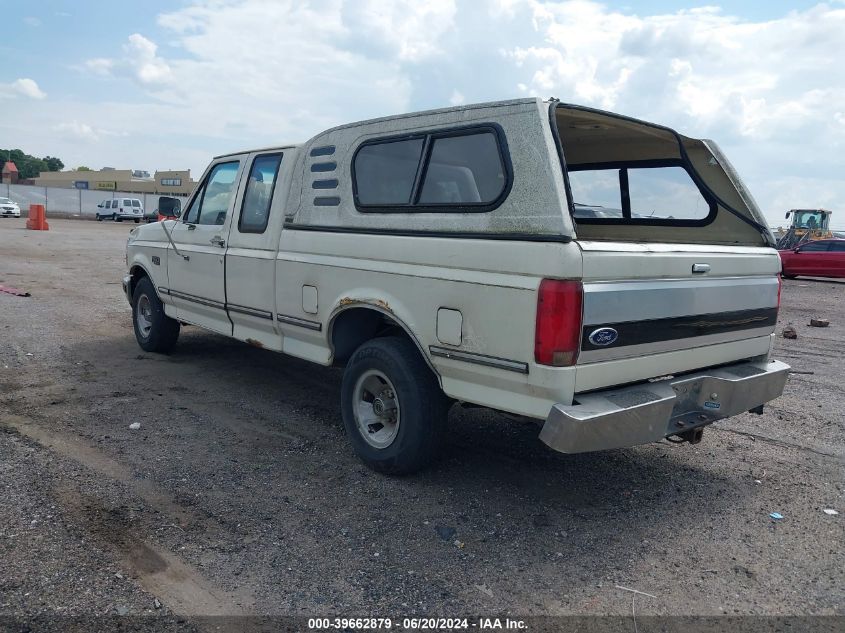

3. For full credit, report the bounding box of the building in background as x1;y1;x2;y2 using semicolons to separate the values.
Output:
1;161;19;184
32;168;197;196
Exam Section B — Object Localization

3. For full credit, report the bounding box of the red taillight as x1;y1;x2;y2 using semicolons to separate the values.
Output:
534;279;583;367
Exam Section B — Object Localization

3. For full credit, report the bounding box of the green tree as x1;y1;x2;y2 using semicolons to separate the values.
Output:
75;166;92;172
43;156;64;172
1;148;65;178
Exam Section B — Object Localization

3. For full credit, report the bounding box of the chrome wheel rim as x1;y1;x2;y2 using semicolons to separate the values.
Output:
353;369;400;449
136;294;153;338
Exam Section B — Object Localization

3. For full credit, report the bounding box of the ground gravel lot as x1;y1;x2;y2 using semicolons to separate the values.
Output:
0;218;842;629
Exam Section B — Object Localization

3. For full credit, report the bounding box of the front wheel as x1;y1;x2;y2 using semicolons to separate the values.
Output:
341;336;449;474
96;214;103;222
132;277;180;353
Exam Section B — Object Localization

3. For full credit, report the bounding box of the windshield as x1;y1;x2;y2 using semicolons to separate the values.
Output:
0;198;12;204
793;210;826;229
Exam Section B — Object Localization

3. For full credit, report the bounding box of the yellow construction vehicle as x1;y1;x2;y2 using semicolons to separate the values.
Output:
776;208;833;249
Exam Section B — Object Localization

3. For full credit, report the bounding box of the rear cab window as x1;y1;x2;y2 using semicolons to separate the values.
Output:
352;125;511;213
239;153;283;234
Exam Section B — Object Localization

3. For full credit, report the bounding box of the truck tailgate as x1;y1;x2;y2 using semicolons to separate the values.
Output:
575;241;781;392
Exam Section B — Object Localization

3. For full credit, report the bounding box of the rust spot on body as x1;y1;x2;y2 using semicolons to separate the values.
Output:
245;338;264;348
337;297;393;312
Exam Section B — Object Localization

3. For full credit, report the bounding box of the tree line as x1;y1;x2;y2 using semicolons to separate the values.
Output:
1;149;64;179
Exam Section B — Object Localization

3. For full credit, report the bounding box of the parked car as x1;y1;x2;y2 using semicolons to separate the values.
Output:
96;198;144;223
123;98;789;474
779;239;845;278
0;197;21;218
144;207;159;223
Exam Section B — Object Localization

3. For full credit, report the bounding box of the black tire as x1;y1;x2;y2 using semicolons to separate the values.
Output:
132;277;180;353
782;274;798;279
341;336;449;474
134;218;140;223
96;214;103;222
111;214;116;221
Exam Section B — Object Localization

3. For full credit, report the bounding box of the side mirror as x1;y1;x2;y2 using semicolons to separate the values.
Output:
158;196;182;218
785;211;790;219
793;247;801;253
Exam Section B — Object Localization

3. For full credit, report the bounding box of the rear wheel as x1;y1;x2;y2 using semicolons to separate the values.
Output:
341;336;448;474
111;213;116;221
132;277;180;353
134;218;140;223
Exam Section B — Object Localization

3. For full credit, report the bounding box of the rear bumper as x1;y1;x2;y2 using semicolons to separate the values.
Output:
540;359;790;453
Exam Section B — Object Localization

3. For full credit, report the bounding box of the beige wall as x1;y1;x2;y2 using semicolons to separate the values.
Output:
34;168;197;195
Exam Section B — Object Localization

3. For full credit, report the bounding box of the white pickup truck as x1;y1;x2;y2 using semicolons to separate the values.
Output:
123;98;789;474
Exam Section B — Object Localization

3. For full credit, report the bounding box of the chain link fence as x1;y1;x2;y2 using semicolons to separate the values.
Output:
1;183;190;219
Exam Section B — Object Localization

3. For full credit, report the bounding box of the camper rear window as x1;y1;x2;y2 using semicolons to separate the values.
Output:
352;125;511;213
568;160;716;225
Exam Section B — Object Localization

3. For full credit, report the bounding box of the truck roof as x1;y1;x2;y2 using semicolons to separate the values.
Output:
213;143;300;160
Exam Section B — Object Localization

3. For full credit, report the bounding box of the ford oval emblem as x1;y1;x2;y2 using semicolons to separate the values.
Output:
588;327;618;346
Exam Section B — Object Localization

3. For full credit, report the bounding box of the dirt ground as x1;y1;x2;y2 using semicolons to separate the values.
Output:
0;218;842;627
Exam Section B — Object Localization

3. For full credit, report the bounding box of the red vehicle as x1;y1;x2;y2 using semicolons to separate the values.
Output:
779;239;845;279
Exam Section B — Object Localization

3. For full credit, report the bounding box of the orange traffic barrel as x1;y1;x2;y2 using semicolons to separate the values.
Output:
26;204;49;231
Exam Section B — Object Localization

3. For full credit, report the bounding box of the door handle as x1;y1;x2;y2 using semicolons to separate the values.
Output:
692;263;711;274
210;236;225;248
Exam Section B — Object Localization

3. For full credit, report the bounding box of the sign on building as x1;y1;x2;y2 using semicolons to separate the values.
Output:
73;181;89;189
95;181;116;190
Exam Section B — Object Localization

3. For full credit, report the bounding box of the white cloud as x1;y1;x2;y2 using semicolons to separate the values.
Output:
53;121;127;143
449;90;465;105
341;0;457;61
1;78;47;100
23;16;41;27
124;33;173;85
84;58;114;76
53;121;101;143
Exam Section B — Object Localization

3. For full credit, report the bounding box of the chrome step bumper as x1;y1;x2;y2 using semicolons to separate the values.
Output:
540;359;790;454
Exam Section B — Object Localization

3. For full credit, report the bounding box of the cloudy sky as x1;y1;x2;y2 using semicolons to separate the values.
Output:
1;0;843;228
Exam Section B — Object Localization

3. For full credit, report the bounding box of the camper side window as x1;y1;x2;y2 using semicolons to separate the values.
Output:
352;125;511;213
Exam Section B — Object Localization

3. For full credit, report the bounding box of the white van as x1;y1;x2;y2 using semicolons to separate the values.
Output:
96;198;144;223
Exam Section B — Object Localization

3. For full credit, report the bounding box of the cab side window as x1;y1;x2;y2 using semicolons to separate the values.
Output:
183;161;240;225
239;153;282;234
182;186;203;223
